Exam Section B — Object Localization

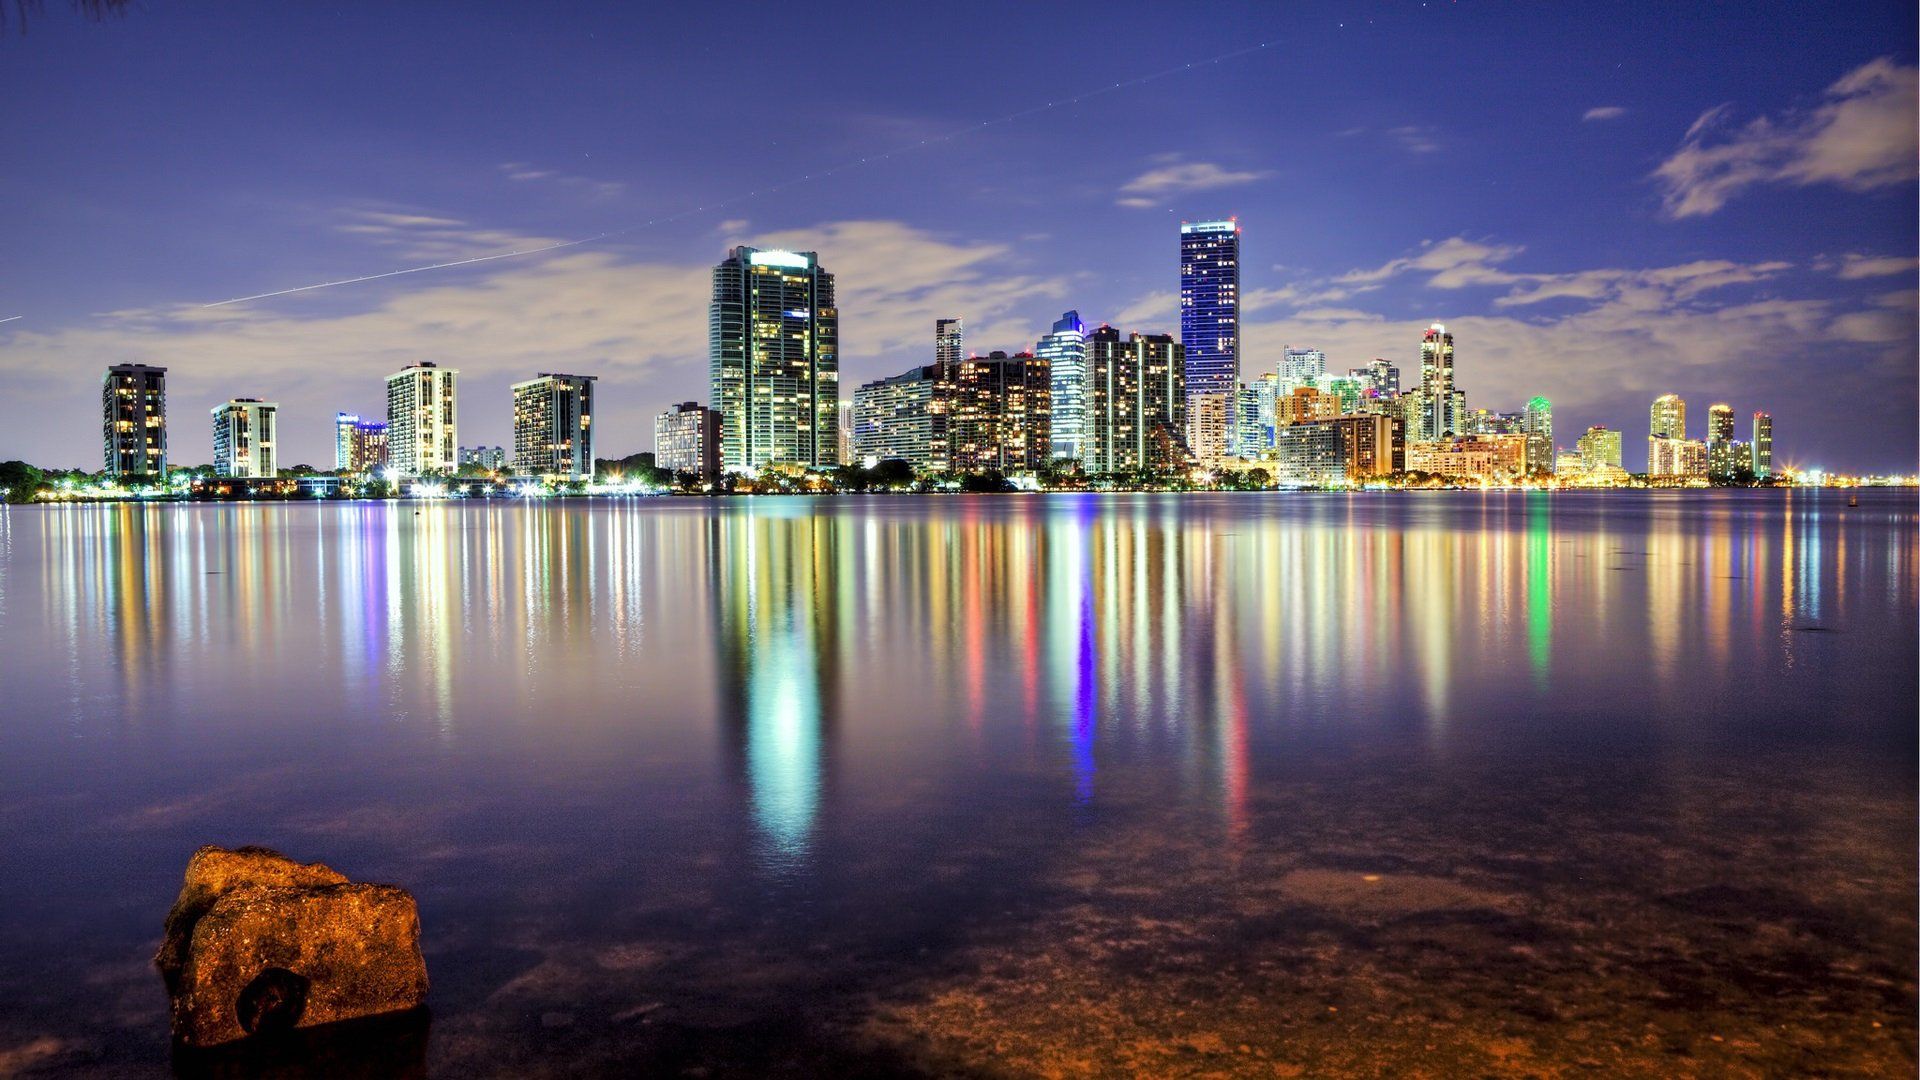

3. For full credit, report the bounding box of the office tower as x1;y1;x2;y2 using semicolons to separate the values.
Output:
1706;402;1738;479
1650;394;1686;440
458;446;506;472
949;351;1052;473
655;401;722;480
935;318;964;369
1523;396;1554;475
1751;412;1773;476
102;363;168;480
853;364;952;470
1280;347;1327;389
334;414;388;475
1036;310;1087;462
210;398;278;478
1577;425;1623;470
1410;324;1457;441
1179;220;1240;462
1085;325;1186;474
1350;359;1399;397
836;400;854;466
512;373;596;481
386;362;458;476
709;246;839;470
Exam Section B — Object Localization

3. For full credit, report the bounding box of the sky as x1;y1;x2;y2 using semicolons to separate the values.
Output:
1;1;1914;473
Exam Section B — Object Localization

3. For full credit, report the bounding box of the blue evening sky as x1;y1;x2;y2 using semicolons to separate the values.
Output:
1;1;1913;471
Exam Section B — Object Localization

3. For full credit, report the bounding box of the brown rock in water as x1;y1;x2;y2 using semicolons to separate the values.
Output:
155;846;429;1048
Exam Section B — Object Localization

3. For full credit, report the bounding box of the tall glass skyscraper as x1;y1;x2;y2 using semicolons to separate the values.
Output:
709;246;839;470
1178;220;1240;461
935;318;964;369
1413;324;1456;441
1036;310;1087;462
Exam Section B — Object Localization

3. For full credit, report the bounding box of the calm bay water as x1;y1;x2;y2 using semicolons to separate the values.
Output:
0;491;1913;1077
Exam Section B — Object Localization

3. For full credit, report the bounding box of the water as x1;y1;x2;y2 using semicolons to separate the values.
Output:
0;491;1913;1076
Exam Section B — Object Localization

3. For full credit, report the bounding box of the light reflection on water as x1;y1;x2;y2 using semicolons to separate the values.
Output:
0;491;1913;1073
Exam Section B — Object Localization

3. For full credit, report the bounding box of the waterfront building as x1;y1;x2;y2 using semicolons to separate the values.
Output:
853;364;952;471
1524;396;1554;475
1249;373;1281;452
334;413;389;475
1577;425;1623;470
1233;383;1263;457
459;446;506;471
1179;220;1240;462
1411;324;1457;441
1272;421;1344;485
1650;393;1686;440
386;362;458;476
1751;411;1773;476
1036;310;1088;463
1280;347;1326;389
1275;385;1338;427
1350;359;1399;397
949;351;1052;473
512;373;596;481
836;400;854;466
1085;325;1187;474
1406;434;1527;482
709;246;839;470
655;401;722;480
102;363;168;480
935;318;964;369
210;398;278;478
1648;436;1709;479
1706;403;1739;479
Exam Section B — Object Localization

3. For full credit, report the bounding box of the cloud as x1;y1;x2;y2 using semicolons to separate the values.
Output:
1337;237;1527;287
1116;159;1269;208
331;207;564;261
1582;106;1628;122
1385;125;1441;154
1652;57;1918;217
1827;253;1919;280
497;161;626;199
1110;290;1177;328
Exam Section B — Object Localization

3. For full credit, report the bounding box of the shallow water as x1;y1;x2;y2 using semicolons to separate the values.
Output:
0;491;1913;1076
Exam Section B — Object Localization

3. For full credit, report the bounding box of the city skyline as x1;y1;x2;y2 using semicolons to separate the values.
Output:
0;4;1913;473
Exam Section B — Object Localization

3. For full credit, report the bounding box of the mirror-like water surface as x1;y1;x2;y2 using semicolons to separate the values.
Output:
1;491;1913;1076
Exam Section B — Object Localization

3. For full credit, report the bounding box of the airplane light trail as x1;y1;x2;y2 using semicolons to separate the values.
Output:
200;40;1277;310
0;316;22;324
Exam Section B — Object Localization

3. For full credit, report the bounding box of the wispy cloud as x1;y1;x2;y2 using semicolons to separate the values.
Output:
1385;125;1441;154
1115;158;1269;208
498;161;626;200
1652;57;1918;218
1822;253;1920;280
331;207;563;261
1582;106;1628;122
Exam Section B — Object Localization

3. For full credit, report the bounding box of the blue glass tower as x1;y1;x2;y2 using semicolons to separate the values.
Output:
1179;220;1240;460
1036;310;1087;463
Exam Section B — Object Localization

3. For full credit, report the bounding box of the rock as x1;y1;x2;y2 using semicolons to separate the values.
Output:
155;846;428;1048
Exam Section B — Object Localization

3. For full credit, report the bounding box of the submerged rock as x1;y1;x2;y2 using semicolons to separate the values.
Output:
156;846;428;1048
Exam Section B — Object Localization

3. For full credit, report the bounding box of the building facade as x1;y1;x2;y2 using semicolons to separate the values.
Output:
1411;324;1457;441
211;398;278;478
1085;326;1187;475
935;318;964;369
949;351;1052;473
1350;359;1400;397
334;413;389;475
1751;411;1773;476
655;401;722;480
1036;310;1087;463
1178;220;1240;462
1280;347;1326;389
1650;394;1686;440
1577;425;1623;470
103;363;168;480
1523;396;1554;475
386;362;458;476
709;246;839;470
853;364;952;471
511;373;597;481
1648;437;1709;479
1406;434;1527;482
458;446;506;472
1706;402;1739;479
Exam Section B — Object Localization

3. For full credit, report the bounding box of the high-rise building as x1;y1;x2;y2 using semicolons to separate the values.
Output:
935;318;964;369
1233;383;1263;457
210;398;277;478
949;351;1051;473
1036;310;1087;463
1085;326;1187;474
655;401;722;480
1249;372;1281;452
853;364;952;470
1523;396;1554;475
835;400;854;466
709;246;838;471
1272;414;1404;483
511;373;596;481
1406;434;1527;482
1706;403;1738;479
1276;385;1338;427
1179;220;1240;462
102;363;168;480
1751;412;1773;476
1650;394;1686;440
385;362;458;476
1315;374;1364;416
1412;324;1457;441
1648;437;1708;479
1280;348;1326;389
1271;421;1344;485
1350;359;1400;397
1577;425;1622;470
334;413;390;474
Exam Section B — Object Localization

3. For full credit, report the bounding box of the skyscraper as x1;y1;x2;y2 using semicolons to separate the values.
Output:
1085;326;1186;474
935;318;964;369
334;414;388;475
512;373;597;481
1751;411;1773;476
1706;403;1738;479
1523;396;1554;475
655;401;722;480
853;364;952;470
1650;394;1686;440
1577;425;1622;470
211;398;277;478
102;363;168;481
1350;359;1400;397
948;351;1051;473
1280;347;1326;389
1036;310;1087;463
1178;220;1240;461
1412;324;1457;441
709;246;839;470
385;362;458;476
